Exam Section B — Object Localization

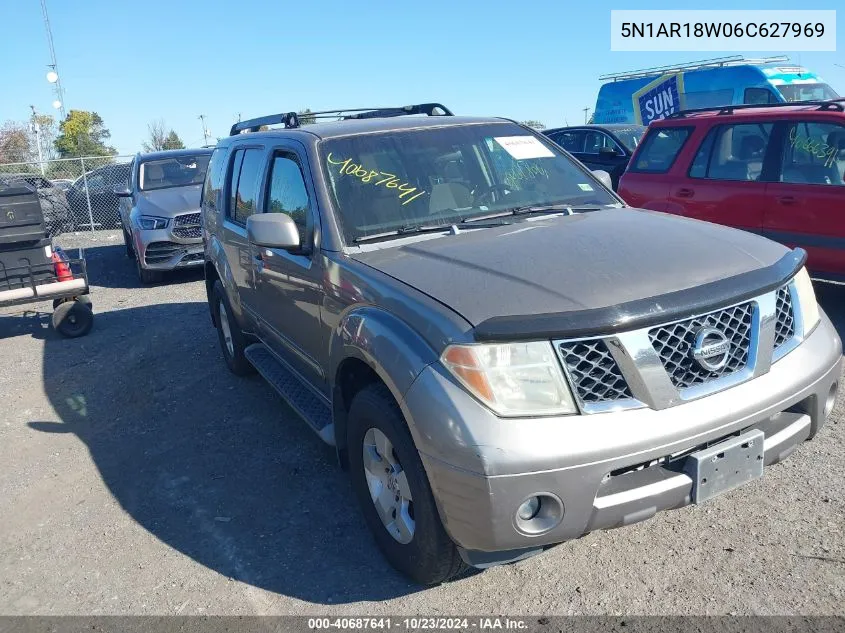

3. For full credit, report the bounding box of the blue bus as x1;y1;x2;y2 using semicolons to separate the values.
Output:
594;56;839;126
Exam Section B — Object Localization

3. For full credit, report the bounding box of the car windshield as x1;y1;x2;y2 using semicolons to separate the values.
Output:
611;126;647;151
140;154;211;191
777;83;839;102
320;122;617;243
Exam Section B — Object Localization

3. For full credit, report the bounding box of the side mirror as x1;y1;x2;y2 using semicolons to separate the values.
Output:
592;170;613;190
598;146;619;157
113;186;132;197
247;213;301;250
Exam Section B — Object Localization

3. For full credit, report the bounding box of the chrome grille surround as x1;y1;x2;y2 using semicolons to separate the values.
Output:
172;212;202;239
553;281;802;414
647;302;754;390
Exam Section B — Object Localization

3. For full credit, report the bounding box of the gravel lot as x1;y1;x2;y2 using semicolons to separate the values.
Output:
1;231;843;616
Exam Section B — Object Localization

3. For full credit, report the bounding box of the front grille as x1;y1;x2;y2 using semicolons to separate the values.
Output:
558;339;633;404
172;212;201;239
648;302;754;390
180;252;204;263
773;285;795;349
144;241;181;264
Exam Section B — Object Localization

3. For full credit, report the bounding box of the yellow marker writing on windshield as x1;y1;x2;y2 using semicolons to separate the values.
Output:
327;153;426;205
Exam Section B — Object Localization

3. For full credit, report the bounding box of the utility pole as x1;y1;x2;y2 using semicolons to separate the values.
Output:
40;0;66;121
582;107;591;124
29;106;46;176
198;114;209;145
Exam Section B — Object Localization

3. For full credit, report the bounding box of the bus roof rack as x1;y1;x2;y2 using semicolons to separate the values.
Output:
666;99;845;119
230;103;454;136
599;55;789;82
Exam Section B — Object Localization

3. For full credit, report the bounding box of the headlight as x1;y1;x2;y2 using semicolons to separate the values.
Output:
138;215;169;230
793;266;820;335
441;341;577;417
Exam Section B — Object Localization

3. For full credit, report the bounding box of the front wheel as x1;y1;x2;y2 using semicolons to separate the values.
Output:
136;255;163;284
348;383;466;585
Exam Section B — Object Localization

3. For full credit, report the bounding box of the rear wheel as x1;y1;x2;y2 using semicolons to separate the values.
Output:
52;300;94;338
348;383;466;585
212;280;254;376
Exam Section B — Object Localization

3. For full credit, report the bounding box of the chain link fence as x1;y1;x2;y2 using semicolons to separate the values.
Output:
0;155;133;236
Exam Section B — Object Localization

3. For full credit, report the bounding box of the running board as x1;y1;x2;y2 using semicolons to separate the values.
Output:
244;343;335;446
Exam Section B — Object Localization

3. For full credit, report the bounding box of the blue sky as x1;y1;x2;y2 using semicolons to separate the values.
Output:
1;0;842;155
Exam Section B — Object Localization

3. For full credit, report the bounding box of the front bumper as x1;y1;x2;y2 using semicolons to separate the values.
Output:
402;313;841;562
134;228;203;271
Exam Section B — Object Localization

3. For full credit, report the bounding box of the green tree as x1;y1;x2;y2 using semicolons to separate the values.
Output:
298;108;316;125
519;120;546;130
0;121;33;164
54;110;117;158
162;130;185;150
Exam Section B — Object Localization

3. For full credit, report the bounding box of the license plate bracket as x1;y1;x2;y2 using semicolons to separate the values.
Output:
684;429;765;503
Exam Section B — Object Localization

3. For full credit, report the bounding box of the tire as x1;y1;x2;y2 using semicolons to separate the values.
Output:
52;300;94;338
212;280;254;376
53;295;92;311
347;383;466;585
123;228;135;259
136;255;163;284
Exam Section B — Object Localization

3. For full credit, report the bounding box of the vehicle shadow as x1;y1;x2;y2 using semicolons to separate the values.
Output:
60;242;204;290
29;302;427;603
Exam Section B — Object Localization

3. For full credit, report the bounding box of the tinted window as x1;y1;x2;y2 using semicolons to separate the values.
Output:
552;131;584;153
227;150;245;220
232;149;264;224
744;88;778;104
780;121;845;186
584;131;624;155
689;123;773;182
630;128;691;173
266;154;310;233
202;148;227;211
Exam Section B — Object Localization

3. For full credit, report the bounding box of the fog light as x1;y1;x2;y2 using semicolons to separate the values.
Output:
517;496;541;521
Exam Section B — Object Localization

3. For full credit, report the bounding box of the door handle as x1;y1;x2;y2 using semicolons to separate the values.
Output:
676;188;694;198
778;196;797;205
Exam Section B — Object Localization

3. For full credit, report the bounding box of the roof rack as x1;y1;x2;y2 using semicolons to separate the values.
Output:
666;99;845;119
229;103;454;136
599;55;789;82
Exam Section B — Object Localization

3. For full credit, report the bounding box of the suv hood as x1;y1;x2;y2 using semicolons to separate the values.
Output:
350;208;790;329
136;184;202;218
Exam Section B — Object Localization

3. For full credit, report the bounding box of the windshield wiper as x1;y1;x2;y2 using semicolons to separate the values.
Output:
352;221;508;244
511;203;604;216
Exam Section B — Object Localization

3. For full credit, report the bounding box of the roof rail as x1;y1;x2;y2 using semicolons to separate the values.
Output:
665;99;845;119
229;103;454;136
599;55;789;82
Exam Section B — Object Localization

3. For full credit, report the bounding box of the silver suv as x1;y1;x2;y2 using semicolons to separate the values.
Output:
201;104;841;585
117;149;212;283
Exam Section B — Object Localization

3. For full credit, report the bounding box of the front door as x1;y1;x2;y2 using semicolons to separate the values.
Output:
762;119;845;280
251;146;327;393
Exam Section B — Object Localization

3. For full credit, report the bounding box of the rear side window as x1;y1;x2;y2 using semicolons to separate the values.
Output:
630;127;691;173
227;148;264;225
780;121;845;186
201;148;227;211
689;123;773;181
551;131;584;153
744;88;779;104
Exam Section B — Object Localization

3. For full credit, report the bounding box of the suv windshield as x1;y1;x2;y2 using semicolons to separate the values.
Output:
320;123;617;243
140;154;211;191
777;83;839;102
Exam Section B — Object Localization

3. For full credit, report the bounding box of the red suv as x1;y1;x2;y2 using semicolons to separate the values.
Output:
619;100;845;282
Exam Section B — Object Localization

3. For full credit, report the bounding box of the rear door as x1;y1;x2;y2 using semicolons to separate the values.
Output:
665;120;775;233
762;118;845;280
